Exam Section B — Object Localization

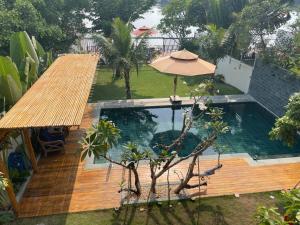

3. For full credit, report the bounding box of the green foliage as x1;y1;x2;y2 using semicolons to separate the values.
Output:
0;31;51;109
270;92;300;147
206;0;232;28
0;56;22;107
205;107;230;135
261;26;300;73
186;0;207;29
0;0;89;54
90;0;155;36
0;211;15;224
94;18;148;98
158;0;206;44
80;120;120;161
189;79;218;96
239;0;291;50
32;37;53;74
121;142;151;164
214;74;225;83
256;206;288;225
204;0;249;28
10;31;39;90
180;39;200;52
198;24;227;63
256;189;300;225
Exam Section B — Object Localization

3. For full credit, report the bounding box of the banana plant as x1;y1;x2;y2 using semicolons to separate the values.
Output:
32;36;53;74
10;31;39;92
0;56;22;108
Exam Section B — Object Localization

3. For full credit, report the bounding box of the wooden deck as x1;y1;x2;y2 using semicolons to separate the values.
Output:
18;105;300;217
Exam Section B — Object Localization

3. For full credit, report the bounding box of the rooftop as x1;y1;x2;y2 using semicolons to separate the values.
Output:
0;54;99;129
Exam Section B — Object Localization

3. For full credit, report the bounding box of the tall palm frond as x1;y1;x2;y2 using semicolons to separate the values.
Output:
131;35;148;76
112;18;132;58
93;18;149;98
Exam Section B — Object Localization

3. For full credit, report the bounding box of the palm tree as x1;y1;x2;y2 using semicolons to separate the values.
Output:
94;18;148;99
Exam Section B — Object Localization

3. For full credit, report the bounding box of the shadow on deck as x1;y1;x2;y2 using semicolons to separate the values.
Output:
18;105;300;218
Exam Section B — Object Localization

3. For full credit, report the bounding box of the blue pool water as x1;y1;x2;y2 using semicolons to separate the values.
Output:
95;102;300;163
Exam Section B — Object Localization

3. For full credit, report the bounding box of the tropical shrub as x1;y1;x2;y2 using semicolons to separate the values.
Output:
0;31;52;109
10;31;40;90
0;56;22;108
270;92;300;147
256;189;300;225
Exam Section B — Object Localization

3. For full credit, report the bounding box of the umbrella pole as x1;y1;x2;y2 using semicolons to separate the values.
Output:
172;108;175;130
173;75;178;99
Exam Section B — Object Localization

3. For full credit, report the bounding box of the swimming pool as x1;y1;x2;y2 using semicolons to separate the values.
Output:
95;102;300;163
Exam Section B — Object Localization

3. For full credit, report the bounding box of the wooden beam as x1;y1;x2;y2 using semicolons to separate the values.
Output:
0;158;19;216
22;129;38;172
0;130;9;143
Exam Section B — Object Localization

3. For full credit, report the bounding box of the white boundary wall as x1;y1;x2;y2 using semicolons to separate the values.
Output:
216;56;254;93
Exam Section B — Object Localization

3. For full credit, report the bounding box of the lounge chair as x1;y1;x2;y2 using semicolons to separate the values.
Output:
38;128;65;157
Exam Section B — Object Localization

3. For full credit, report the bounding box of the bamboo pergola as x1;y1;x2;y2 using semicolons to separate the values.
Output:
0;54;99;129
0;53;99;215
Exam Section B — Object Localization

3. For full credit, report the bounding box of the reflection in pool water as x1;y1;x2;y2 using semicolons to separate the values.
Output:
95;102;300;163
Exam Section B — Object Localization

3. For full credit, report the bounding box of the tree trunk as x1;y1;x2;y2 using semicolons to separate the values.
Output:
150;177;157;194
174;155;198;194
260;34;266;52
124;70;131;99
115;66;121;79
131;167;141;196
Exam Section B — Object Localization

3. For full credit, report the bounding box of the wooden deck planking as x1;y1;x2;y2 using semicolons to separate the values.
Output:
18;105;300;217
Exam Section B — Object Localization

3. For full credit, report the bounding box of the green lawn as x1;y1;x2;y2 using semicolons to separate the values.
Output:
9;192;279;225
90;66;242;101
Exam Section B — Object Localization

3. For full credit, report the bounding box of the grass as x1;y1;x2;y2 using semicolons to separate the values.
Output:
9;192;280;225
90;66;243;101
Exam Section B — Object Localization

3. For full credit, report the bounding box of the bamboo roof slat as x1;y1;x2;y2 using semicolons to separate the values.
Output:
0;54;99;129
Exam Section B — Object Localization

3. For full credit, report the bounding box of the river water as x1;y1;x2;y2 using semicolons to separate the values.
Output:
133;5;164;28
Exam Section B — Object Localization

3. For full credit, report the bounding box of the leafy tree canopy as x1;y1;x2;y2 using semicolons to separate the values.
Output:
158;0;207;44
204;0;249;28
90;0;156;36
238;0;291;50
0;0;89;55
158;0;250;47
197;24;227;63
270;92;300;147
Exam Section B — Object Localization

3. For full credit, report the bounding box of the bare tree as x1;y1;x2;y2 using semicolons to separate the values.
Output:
147;85;229;195
80;83;229;199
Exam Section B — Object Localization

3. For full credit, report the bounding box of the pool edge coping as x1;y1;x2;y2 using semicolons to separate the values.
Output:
85;95;300;170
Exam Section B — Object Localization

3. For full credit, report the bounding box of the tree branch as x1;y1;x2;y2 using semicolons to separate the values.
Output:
192;164;223;177
185;182;208;189
168;134;217;169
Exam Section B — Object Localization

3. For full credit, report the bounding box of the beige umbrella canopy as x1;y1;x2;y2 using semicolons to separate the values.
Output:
150;49;216;99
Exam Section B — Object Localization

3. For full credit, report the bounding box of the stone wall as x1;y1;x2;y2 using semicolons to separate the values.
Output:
248;61;300;116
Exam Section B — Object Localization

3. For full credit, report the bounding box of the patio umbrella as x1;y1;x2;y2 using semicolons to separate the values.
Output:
150;49;216;100
132;26;157;37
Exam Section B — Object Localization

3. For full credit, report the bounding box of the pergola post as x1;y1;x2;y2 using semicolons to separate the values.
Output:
0;158;19;216
22;129;38;172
